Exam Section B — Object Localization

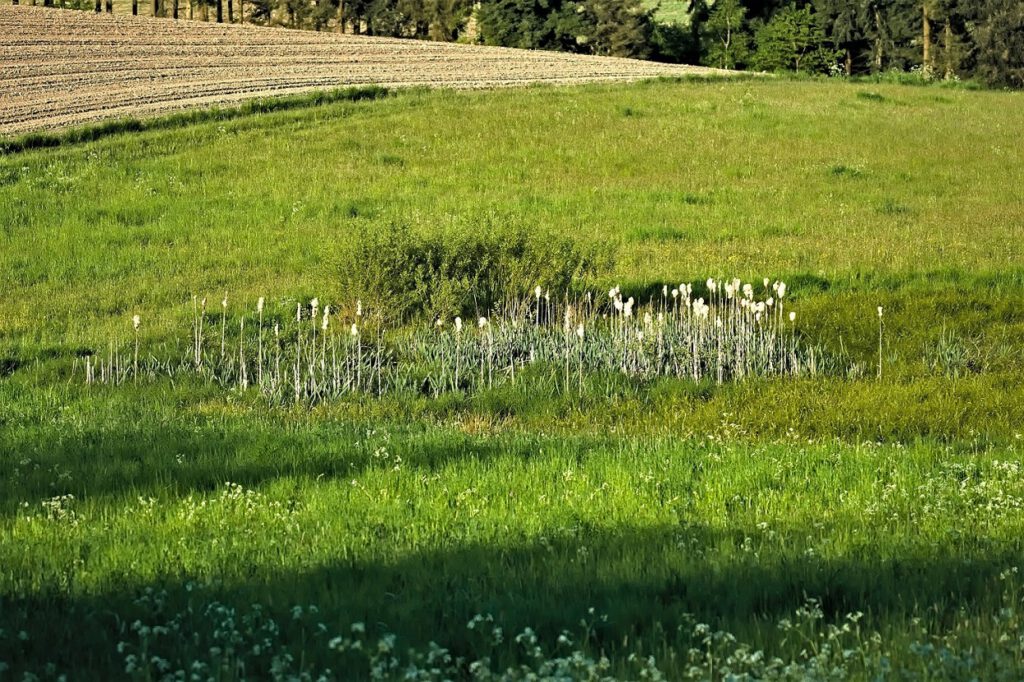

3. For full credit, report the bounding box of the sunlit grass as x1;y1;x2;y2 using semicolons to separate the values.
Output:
3;77;1024;679
2;79;1023;350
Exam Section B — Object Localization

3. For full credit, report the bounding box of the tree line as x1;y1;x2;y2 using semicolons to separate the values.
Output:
26;0;1023;87
687;0;1023;88
471;0;1022;88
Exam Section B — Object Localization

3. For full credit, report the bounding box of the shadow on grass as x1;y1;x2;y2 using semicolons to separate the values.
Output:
2;523;1020;677
0;418;599;515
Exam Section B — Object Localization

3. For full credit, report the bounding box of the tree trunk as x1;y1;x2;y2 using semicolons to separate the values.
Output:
723;22;732;69
95;0;101;12
216;0;222;22
172;0;178;18
845;49;852;76
227;0;232;21
338;0;344;32
873;8;883;71
922;2;932;73
105;0;111;12
153;0;158;16
133;0;138;13
943;20;953;78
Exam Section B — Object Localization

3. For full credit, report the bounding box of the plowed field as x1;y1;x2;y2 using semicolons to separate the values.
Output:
0;5;723;135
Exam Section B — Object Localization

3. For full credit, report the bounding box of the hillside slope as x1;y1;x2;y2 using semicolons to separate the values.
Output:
0;5;723;135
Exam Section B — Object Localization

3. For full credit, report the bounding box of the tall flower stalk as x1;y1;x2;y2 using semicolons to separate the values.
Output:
877;306;884;380
87;280;825;402
132;314;141;384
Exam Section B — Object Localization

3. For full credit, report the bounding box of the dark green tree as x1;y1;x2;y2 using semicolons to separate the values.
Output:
814;0;868;74
930;0;979;79
308;0;339;30
342;0;375;33
583;0;656;58
859;0;918;72
478;0;564;50
280;0;311;26
427;0;474;41
360;0;419;36
752;4;838;72
702;0;752;69
649;20;701;64
247;0;274;23
477;0;589;53
973;0;1024;87
744;0;792;23
686;0;712;60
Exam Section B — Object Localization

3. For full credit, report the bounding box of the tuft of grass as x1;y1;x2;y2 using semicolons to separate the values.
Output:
830;163;864;178
877;198;912;215
856;90;887;102
630;225;687;241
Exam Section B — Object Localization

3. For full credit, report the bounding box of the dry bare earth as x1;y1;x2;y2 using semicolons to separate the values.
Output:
0;6;724;135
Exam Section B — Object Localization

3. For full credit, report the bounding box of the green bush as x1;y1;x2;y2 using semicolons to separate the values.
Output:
336;221;614;322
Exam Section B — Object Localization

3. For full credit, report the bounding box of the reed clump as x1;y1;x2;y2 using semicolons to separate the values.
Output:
80;278;847;404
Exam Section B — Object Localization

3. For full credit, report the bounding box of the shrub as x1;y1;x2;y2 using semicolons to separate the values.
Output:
335;221;614;321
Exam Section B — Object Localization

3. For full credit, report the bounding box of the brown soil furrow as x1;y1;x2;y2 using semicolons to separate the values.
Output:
0;5;729;135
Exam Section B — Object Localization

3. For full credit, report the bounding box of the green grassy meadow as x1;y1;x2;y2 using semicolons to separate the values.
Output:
3;77;1024;679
